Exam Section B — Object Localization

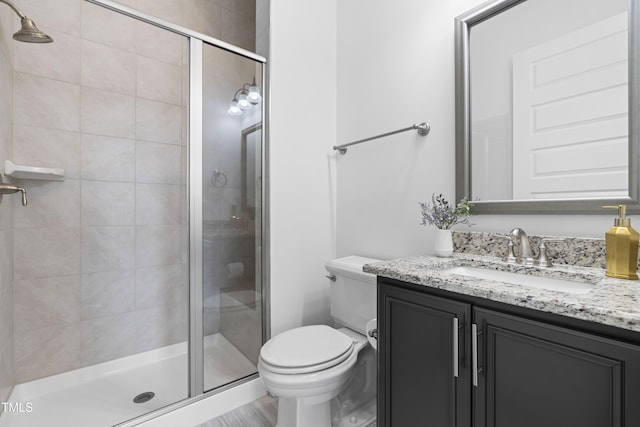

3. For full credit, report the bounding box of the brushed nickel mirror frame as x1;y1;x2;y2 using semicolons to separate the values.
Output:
455;0;640;214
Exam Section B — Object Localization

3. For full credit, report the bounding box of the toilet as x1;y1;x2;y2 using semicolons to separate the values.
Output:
258;256;379;427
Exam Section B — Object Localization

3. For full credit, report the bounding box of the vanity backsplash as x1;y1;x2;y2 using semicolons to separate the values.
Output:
452;231;608;269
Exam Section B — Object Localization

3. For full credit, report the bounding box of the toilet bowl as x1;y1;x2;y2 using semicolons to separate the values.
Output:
259;326;369;427
258;256;380;427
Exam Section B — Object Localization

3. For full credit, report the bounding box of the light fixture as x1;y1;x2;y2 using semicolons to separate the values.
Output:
227;79;262;116
237;92;251;109
227;97;242;115
247;78;262;104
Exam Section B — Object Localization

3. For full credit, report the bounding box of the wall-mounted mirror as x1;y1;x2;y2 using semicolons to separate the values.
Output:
455;0;640;213
241;122;262;217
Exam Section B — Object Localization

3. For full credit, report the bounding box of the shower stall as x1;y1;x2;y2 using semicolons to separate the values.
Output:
0;1;267;426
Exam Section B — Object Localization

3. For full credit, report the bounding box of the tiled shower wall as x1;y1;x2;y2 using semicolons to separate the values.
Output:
0;3;14;405
10;0;188;383
122;0;257;53
8;0;256;384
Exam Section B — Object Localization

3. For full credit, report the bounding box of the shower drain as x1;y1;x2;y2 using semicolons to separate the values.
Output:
133;391;155;404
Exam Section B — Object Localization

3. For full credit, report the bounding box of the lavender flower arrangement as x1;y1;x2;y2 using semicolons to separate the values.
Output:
419;193;473;230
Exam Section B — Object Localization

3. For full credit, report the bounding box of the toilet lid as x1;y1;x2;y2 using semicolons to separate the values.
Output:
260;325;355;373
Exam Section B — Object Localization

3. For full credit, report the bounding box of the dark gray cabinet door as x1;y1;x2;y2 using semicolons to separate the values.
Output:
378;283;471;427
474;307;640;427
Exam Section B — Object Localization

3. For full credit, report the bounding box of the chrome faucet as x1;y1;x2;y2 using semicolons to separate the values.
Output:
504;228;563;267
509;228;535;265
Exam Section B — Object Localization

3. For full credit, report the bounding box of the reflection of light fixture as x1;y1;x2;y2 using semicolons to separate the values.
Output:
237;92;251;109
227;97;242;115
228;78;262;116
247;78;262;104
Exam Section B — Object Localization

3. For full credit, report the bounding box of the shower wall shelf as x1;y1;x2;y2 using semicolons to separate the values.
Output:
4;160;65;181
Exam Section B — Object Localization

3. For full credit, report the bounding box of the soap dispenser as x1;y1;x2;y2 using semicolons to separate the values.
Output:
603;205;639;280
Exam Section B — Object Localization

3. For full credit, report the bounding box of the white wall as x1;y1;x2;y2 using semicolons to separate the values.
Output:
268;0;626;336
336;0;477;259
336;0;616;262
269;0;337;335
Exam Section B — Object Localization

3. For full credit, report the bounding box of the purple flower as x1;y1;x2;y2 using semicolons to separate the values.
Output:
419;193;473;230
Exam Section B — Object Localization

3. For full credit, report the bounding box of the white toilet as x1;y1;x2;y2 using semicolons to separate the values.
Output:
258;256;379;427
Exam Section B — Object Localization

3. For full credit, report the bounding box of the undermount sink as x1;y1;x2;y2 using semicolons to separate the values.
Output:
442;266;596;295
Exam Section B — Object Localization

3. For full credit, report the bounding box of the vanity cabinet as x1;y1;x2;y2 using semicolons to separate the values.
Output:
377;284;471;427
378;280;640;427
474;307;640;427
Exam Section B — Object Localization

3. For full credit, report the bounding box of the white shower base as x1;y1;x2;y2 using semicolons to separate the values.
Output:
0;334;257;427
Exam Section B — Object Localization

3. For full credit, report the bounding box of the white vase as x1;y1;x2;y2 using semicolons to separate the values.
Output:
433;229;454;257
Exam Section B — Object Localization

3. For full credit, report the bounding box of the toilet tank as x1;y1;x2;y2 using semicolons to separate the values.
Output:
326;256;380;334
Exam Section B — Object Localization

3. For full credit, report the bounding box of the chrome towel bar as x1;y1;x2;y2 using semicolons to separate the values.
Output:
333;122;430;155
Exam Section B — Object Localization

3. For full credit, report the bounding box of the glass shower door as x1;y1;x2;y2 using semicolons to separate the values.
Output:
200;42;264;392
1;0;266;425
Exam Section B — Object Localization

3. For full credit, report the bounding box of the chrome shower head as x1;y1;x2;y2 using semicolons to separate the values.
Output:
13;17;53;43
0;0;53;44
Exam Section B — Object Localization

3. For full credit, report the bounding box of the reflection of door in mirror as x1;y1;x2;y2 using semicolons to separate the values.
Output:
472;116;512;200
469;0;629;203
512;12;628;200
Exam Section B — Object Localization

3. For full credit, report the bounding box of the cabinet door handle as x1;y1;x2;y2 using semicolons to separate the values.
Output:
453;317;459;378
472;323;478;387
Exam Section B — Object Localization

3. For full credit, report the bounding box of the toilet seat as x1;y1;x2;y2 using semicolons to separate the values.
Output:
260;325;355;375
260;343;354;375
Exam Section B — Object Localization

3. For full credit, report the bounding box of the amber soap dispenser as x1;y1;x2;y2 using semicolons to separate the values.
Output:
603;205;639;280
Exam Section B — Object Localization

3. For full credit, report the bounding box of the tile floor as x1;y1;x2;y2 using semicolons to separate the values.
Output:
197;396;378;427
197;396;277;427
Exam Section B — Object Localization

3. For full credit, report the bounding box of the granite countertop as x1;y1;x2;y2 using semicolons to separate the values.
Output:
364;254;640;333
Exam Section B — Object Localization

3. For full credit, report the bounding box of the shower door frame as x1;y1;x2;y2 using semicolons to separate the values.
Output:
84;1;270;424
